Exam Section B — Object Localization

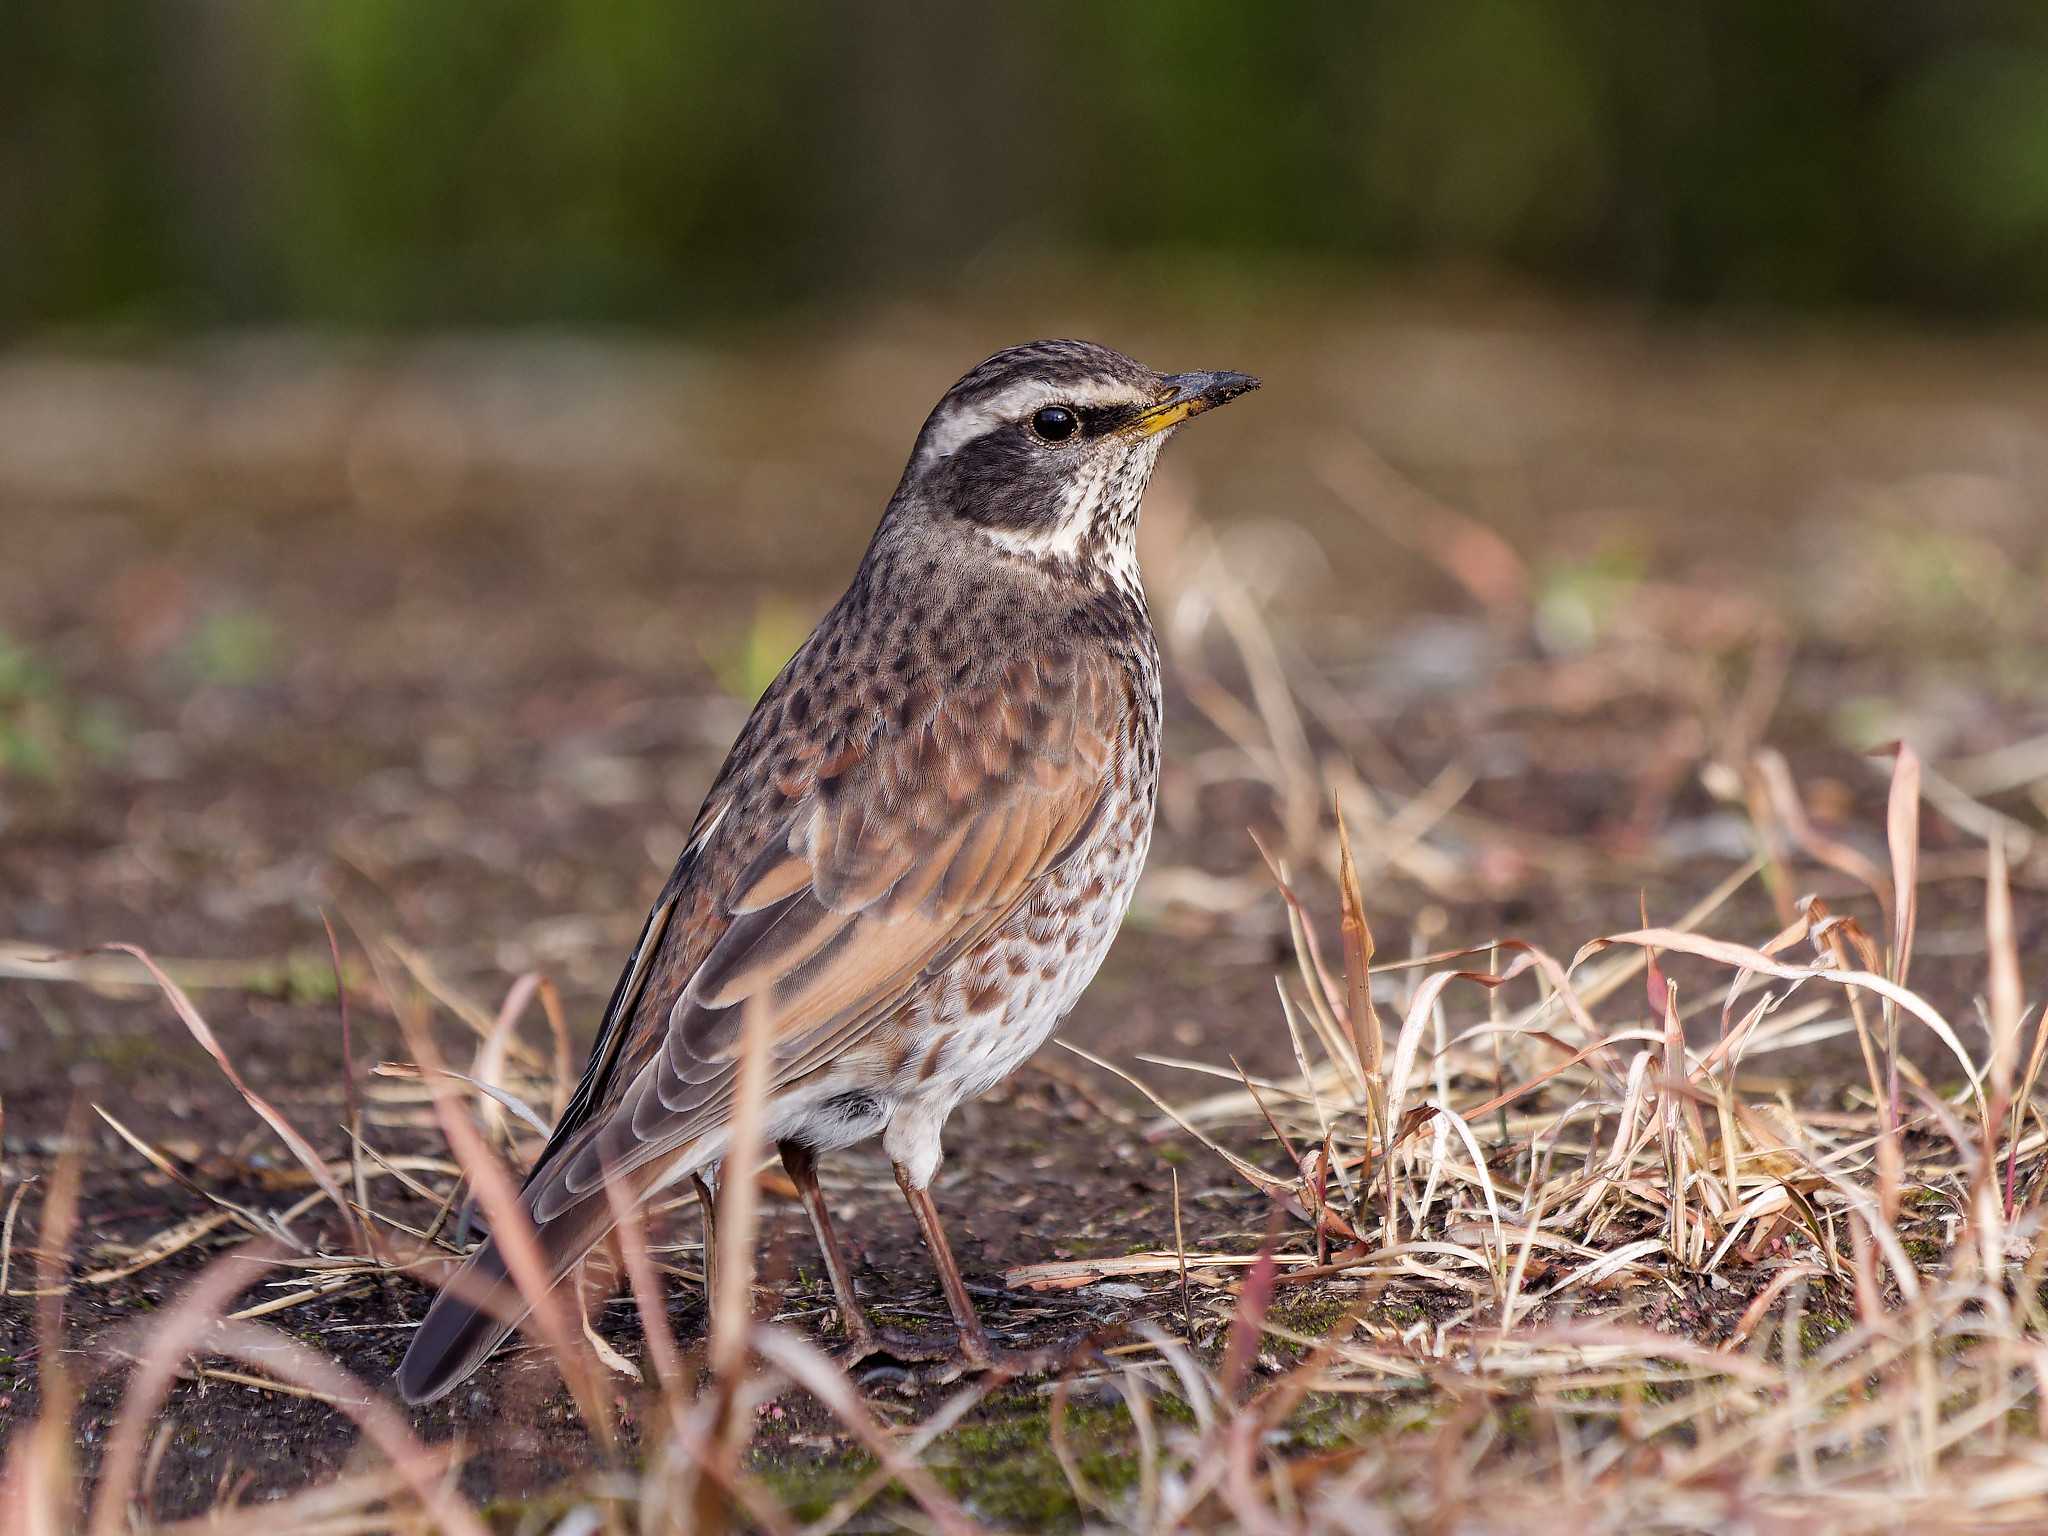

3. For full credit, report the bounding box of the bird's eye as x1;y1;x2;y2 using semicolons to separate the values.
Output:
1030;405;1079;443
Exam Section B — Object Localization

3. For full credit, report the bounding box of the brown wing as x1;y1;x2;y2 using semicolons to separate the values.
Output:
398;645;1128;1404
514;887;678;1188
529;648;1122;1220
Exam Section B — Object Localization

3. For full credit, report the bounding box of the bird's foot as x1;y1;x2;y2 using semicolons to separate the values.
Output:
926;1338;1079;1385
827;1320;1088;1388
830;1321;959;1368
908;1330;1097;1387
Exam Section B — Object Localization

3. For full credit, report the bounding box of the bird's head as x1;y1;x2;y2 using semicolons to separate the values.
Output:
897;339;1258;569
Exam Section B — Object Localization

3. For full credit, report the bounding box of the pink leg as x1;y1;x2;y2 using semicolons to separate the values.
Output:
893;1161;997;1366
780;1140;881;1356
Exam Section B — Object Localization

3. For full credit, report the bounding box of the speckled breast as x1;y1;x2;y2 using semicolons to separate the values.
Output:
894;640;1161;1108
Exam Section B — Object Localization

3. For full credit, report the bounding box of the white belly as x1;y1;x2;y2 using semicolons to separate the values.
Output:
852;787;1153;1185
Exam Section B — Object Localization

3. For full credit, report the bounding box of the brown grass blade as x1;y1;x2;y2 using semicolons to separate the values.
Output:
87;1242;283;1536
95;942;354;1237
752;1328;980;1536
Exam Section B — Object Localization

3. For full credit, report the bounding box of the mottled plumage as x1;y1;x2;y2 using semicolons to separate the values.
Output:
398;339;1257;1404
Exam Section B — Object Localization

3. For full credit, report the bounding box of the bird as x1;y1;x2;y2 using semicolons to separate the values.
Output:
396;338;1258;1405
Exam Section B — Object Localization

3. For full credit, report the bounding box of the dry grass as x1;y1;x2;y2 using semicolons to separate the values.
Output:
5;502;2047;1534
8;754;2044;1534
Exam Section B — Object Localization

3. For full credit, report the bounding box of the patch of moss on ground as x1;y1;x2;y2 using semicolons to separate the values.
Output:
1281;1392;1397;1452
1271;1291;1352;1340
1798;1310;1850;1352
1045;1233;1128;1261
750;1449;881;1523
84;1030;180;1076
1558;1376;1685;1409
929;1398;1143;1529
239;948;349;1004
1492;1398;1541;1445
1147;1390;1199;1427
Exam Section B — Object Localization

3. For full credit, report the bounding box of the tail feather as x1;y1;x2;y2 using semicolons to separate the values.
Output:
395;1232;526;1406
395;1155;671;1406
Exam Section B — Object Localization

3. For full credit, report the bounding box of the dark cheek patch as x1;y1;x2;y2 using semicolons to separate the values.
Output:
936;429;1071;531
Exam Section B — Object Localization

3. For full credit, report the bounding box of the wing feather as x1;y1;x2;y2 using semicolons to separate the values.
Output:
541;653;1122;1204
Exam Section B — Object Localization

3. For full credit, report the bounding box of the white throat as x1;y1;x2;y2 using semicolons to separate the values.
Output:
970;435;1159;597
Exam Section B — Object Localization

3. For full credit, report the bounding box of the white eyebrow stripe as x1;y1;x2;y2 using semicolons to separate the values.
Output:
917;376;1145;463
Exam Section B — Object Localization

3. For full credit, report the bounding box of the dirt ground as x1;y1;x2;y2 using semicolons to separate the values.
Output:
5;295;2048;1522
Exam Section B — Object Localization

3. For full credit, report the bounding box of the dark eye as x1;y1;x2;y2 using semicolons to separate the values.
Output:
1030;405;1079;443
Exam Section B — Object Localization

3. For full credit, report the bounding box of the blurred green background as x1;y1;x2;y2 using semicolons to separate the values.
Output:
13;0;2048;333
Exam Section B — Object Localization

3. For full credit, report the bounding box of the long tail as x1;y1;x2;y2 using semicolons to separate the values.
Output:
396;1153;676;1406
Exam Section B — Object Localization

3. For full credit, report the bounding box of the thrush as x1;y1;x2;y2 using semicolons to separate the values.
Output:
396;338;1258;1405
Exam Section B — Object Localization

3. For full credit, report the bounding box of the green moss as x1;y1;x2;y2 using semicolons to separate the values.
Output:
183;608;283;686
1798;1311;1850;1352
239;948;348;1004
734;1373;1401;1527
1281;1393;1398;1451
929;1399;1143;1529
475;1487;587;1534
750;1449;880;1523
0;632;127;783
84;1030;178;1075
1271;1292;1351;1340
1558;1376;1684;1408
1148;1392;1199;1427
1495;1400;1540;1443
1044;1233;1125;1260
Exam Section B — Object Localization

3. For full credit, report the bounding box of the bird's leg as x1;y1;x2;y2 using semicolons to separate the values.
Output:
892;1160;998;1368
778;1140;882;1358
690;1171;717;1308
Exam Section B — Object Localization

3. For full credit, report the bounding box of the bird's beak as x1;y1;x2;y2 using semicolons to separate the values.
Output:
1126;370;1261;437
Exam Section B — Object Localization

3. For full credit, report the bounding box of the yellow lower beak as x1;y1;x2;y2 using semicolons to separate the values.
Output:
1126;370;1261;437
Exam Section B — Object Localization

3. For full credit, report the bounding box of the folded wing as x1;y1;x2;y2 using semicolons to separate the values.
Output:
396;645;1123;1402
